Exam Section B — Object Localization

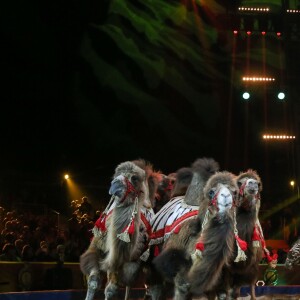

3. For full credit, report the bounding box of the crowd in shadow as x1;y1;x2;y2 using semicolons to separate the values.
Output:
0;196;98;264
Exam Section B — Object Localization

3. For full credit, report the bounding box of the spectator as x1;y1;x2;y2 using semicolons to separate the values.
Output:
35;241;54;262
78;196;93;217
21;244;35;262
0;243;21;261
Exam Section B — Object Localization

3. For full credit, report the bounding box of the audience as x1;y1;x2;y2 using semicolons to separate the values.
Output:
0;199;96;263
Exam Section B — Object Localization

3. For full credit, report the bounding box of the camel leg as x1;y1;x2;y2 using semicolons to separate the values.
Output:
85;268;102;300
124;286;130;300
148;284;165;300
250;283;256;300
174;273;190;300
105;271;119;300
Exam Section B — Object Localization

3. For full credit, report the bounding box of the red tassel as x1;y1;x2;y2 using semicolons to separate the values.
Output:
126;219;135;235
95;214;107;232
154;245;160;257
252;227;260;241
235;235;248;251
266;253;278;262
195;242;205;251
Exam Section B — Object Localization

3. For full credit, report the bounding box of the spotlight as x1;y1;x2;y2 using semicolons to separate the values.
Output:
64;174;69;180
242;92;250;100
277;92;285;100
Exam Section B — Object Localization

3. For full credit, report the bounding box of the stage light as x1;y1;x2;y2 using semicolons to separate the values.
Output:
238;7;270;12
287;9;300;13
262;135;296;140
290;181;295;187
233;30;238;35
276;32;281;37
242;76;275;82
64;174;69;180
246;31;252;35
262;31;266;35
242;92;250;100
277;92;285;100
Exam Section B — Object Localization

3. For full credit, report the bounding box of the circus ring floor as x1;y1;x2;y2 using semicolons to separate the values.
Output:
1;260;300;299
0;287;300;300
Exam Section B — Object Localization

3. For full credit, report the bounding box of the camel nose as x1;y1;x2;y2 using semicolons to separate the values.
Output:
109;175;126;197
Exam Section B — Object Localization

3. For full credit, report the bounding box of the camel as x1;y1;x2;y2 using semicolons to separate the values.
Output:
142;158;219;299
152;174;174;213
150;170;241;300
214;169;270;300
80;160;157;300
285;238;300;269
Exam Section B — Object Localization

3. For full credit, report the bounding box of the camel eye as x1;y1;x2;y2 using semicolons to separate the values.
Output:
131;175;140;183
208;189;215;199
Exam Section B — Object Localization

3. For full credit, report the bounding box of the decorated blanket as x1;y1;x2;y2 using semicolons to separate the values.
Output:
149;196;198;246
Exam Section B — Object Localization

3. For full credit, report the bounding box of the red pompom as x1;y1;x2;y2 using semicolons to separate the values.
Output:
195;242;205;251
267;253;278;262
235;235;248;251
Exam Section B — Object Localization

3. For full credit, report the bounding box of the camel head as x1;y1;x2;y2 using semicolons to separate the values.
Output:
184;157;220;206
200;171;238;220
153;174;174;212
285;239;300;270
171;167;193;198
109;161;147;206
235;169;262;211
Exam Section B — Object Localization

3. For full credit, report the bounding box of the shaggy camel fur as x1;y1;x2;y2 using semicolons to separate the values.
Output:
152;171;240;300
214;170;265;300
80;160;155;300
143;158;219;299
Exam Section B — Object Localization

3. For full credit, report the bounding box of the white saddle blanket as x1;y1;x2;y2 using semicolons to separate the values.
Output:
149;196;198;245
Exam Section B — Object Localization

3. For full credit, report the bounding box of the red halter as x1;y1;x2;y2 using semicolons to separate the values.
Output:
120;177;140;202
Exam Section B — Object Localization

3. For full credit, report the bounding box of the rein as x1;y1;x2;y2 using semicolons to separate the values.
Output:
120;177;141;203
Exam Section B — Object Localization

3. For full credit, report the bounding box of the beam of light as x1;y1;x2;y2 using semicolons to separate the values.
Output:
64;177;85;203
225;29;237;169
190;0;209;50
261;194;299;220
64;174;69;180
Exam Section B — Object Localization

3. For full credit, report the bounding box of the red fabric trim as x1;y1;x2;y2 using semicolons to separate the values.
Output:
150;210;198;239
140;212;152;236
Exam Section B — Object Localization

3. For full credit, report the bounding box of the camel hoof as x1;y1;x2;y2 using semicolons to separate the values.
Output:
104;283;118;300
218;292;227;300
